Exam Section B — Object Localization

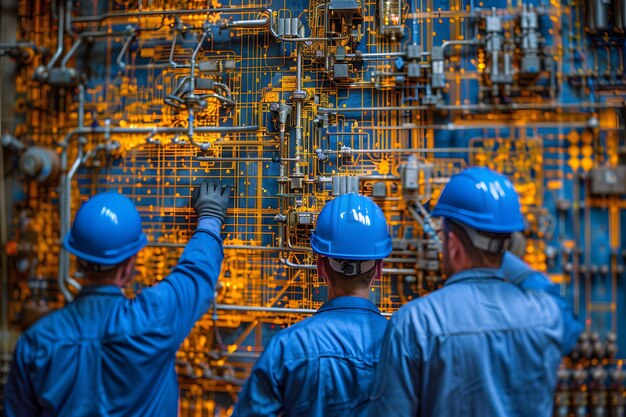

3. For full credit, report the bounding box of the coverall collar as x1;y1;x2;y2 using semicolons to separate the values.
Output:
316;295;382;315
78;284;125;297
444;267;506;287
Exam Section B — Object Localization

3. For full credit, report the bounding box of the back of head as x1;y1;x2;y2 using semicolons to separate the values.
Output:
64;192;148;271
311;193;391;286
311;193;392;261
432;167;524;260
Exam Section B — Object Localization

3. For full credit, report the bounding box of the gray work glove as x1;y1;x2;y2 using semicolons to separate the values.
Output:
192;181;231;224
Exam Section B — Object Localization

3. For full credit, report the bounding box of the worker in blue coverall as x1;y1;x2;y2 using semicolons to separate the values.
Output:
4;181;230;416
233;193;392;417
366;167;583;417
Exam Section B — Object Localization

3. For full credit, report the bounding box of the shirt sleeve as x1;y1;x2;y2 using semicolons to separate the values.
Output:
138;227;225;345
502;251;583;354
4;338;40;417
366;319;421;417
232;339;283;417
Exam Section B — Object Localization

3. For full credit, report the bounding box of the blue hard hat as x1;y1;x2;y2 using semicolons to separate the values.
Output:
311;194;392;260
432;167;525;233
63;192;148;265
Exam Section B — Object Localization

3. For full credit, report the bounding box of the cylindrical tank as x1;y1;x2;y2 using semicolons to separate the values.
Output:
379;0;403;40
19;146;60;183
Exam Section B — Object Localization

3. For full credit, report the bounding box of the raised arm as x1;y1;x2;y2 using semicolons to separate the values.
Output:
502;251;583;353
139;181;231;344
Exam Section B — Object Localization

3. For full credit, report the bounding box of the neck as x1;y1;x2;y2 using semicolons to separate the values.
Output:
84;278;120;287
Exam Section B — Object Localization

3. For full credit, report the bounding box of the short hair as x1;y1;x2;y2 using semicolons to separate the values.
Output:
320;257;378;291
77;259;124;280
444;219;507;268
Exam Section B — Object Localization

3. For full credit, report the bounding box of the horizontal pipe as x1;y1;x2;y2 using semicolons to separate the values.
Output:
323;147;476;154
71;7;268;23
214;303;392;317
60;125;259;147
146;241;310;253
318;102;624;113
195;156;297;162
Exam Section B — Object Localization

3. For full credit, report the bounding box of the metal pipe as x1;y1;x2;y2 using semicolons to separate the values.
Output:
59;125;260;147
583;173;592;330
58;84;87;301
0;54;7;353
279;257;416;274
60;30;129;69
195;156;297;162
58;140;84;301
115;29;136;71
293;43;303;175
214;303;393;317
344;52;408;60
267;9;347;43
572;171;581;316
0;42;37;53
213;81;232;100
368;121;596;130
71;7;269;23
322;147;476;154
226;18;269;28
189;29;208;102
168;31;187;69
317;102;625;112
441;39;480;55
147;241;311;253
60;37;81;69
215;303;317;314
65;0;77;38
46;0;65;70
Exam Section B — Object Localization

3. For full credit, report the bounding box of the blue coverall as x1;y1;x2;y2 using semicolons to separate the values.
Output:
5;222;224;417
366;251;583;417
232;296;388;417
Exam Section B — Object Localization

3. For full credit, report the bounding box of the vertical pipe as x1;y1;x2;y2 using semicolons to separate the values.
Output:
0;0;16;356
573;171;581;317
294;43;303;175
584;174;592;330
187;30;209;143
58;85;85;301
0;133;7;357
609;199;619;334
46;0;65;70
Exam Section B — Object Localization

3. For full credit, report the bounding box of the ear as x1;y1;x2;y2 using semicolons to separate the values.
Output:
115;256;137;288
372;260;383;283
316;257;330;286
446;231;467;270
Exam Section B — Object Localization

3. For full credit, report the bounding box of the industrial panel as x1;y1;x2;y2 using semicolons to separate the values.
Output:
0;0;625;415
